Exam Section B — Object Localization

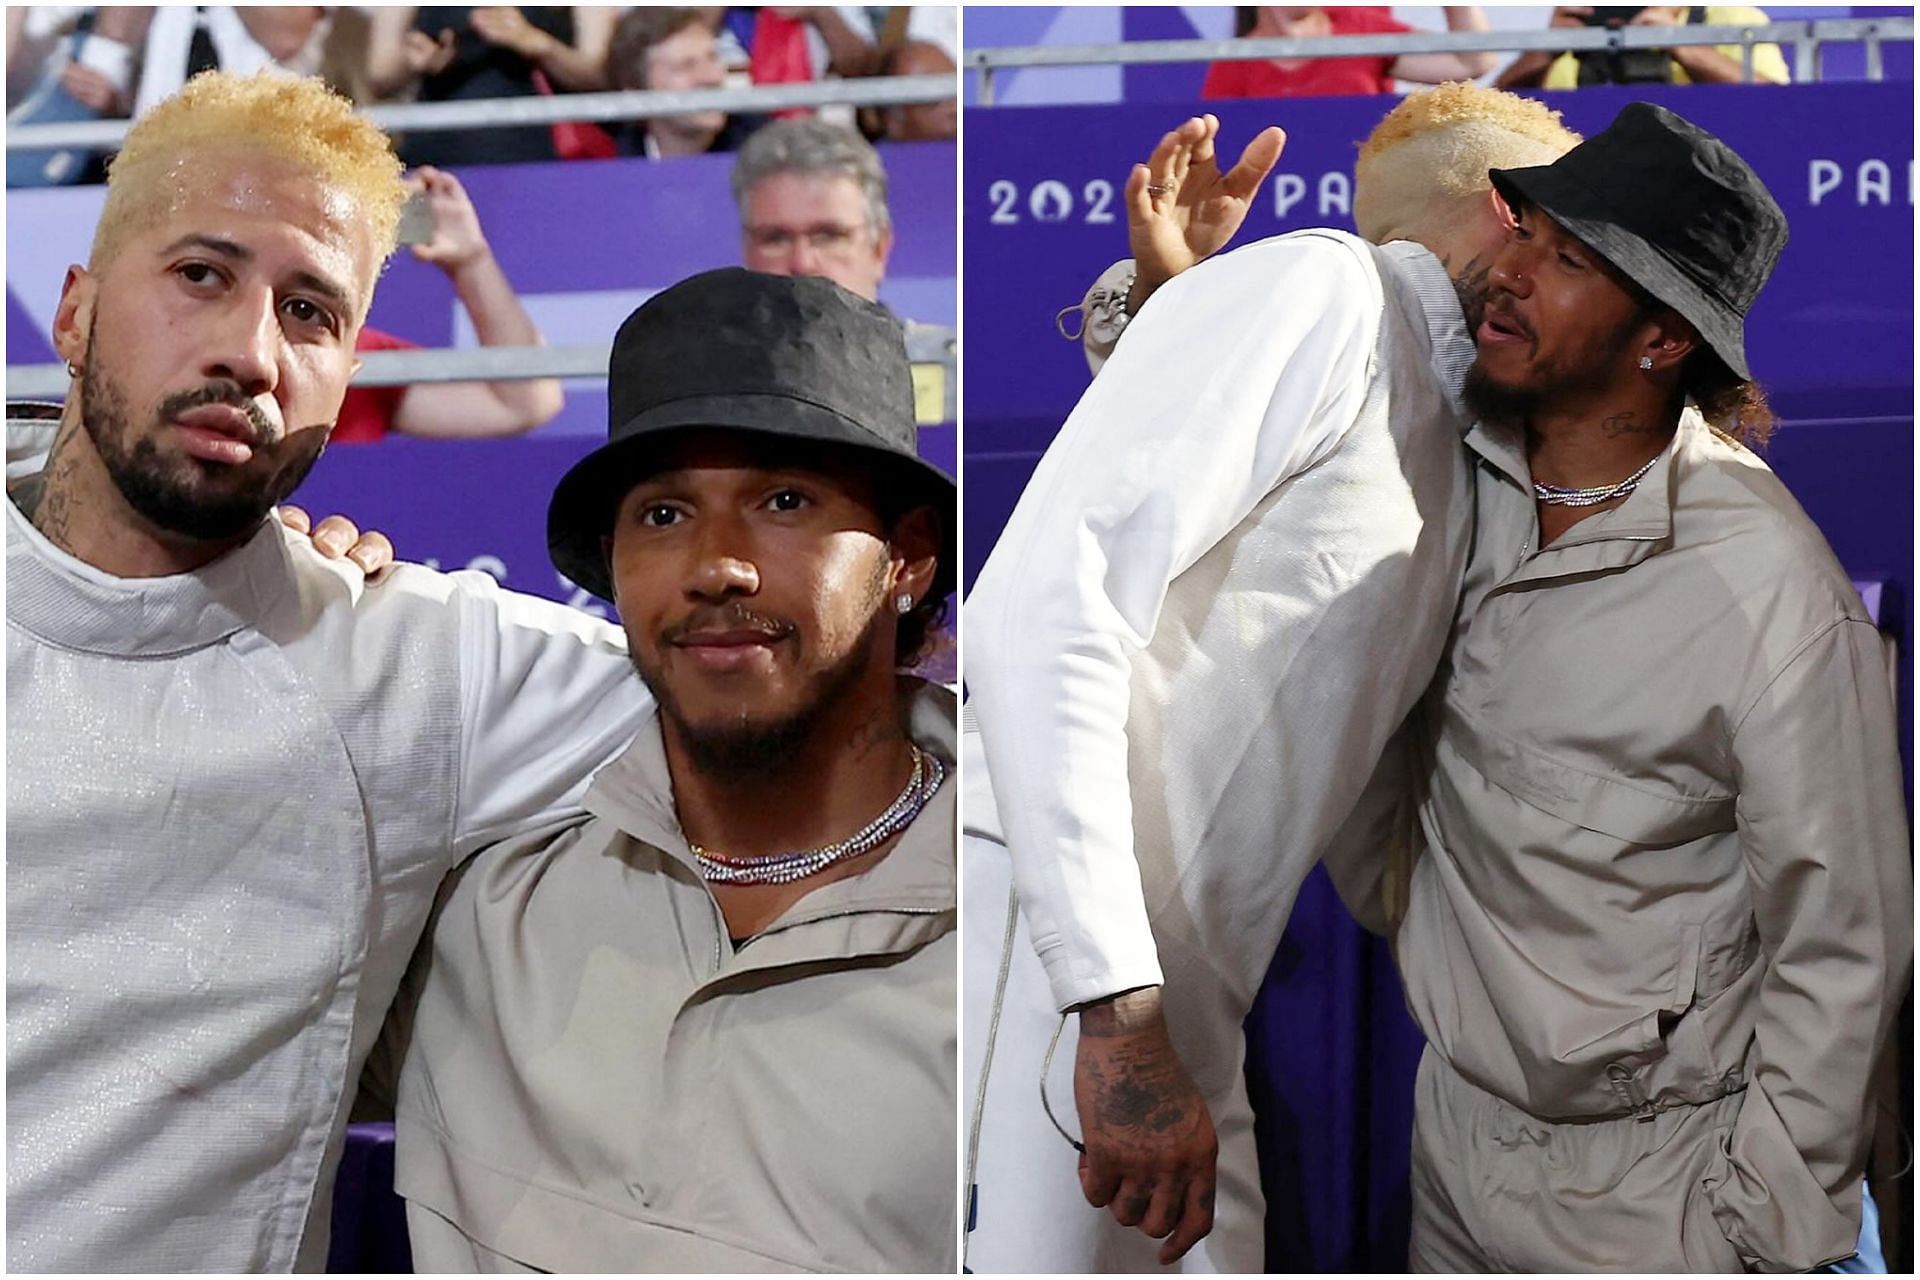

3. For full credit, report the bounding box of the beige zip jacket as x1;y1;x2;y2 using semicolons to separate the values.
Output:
1399;409;1912;1272
387;682;958;1273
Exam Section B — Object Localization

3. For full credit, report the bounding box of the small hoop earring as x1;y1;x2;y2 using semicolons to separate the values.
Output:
895;593;914;615
66;362;81;379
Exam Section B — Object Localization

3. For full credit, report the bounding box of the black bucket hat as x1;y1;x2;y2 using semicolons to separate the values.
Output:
548;268;955;604
1488;101;1786;380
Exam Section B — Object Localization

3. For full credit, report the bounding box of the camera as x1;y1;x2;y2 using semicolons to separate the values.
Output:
1580;6;1650;25
1574;6;1685;85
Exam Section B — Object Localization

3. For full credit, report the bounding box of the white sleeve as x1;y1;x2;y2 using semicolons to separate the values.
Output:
7;415;59;481
964;233;1384;1011
451;573;653;856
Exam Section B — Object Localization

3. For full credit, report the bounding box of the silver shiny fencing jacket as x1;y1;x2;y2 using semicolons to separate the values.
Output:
388;683;959;1273
5;426;647;1271
965;231;1477;1075
1400;409;1912;1271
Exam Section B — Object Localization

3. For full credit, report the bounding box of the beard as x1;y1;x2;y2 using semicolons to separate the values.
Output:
633;556;893;785
1462;302;1643;432
81;349;325;544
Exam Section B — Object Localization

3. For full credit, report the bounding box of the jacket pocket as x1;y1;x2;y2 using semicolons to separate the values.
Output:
1443;704;1735;846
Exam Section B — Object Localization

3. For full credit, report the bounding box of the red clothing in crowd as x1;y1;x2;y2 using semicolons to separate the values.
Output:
1202;7;1412;100
332;327;419;444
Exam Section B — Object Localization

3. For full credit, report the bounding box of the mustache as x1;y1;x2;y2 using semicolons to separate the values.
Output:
158;381;279;445
661;604;797;645
1481;296;1535;342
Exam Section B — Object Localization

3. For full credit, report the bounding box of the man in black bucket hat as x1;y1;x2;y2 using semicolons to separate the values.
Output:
378;267;960;1272
1389;102;1909;1272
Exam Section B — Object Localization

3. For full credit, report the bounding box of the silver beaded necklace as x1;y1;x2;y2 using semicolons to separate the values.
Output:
691;747;945;886
1532;453;1661;507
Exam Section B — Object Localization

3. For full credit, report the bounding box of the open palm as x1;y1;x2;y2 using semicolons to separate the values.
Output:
1126;114;1287;306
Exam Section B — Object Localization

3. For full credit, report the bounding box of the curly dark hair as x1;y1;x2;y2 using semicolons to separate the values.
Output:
1680;349;1776;448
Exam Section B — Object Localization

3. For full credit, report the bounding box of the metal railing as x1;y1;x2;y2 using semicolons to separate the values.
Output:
965;18;1913;104
5;323;960;422
5;72;957;151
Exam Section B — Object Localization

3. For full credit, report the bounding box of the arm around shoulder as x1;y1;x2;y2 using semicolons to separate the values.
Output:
449;573;652;854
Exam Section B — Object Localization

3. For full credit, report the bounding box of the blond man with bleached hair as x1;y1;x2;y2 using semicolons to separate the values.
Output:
92;70;406;306
7;69;651;1271
1353;80;1579;246
962;85;1589;1273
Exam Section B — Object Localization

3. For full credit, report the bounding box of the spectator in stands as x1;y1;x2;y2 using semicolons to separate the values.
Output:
338;165;564;442
747;7;957;132
1204;6;1497;99
8;7;329;187
10;7;329;119
1497;5;1788;89
878;38;957;142
128;7;332;117
759;7;886;80
7;8;143;187
731;117;891;302
366;6;618;168
605;6;754;157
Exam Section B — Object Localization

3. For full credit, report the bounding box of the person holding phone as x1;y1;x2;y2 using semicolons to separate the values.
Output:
338;164;565;442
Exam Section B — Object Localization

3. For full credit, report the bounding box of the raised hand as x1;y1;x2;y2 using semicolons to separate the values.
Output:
470;7;549;59
1125;114;1287;312
403;166;490;273
402;26;458;78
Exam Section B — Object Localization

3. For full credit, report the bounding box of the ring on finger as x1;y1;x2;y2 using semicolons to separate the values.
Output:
1145;183;1171;195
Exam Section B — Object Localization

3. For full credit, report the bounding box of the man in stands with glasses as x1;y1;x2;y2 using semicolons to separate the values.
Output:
732;116;895;303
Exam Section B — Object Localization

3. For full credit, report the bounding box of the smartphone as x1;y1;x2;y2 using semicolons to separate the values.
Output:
397;190;435;246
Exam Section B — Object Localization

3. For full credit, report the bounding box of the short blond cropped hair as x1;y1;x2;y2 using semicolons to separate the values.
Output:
1354;82;1581;245
93;71;406;308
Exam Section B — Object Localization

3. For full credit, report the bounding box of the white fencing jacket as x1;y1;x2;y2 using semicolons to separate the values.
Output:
965;231;1477;1022
6;440;648;1271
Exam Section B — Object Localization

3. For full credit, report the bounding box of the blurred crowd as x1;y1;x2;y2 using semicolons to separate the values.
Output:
1202;5;1787;100
6;5;958;186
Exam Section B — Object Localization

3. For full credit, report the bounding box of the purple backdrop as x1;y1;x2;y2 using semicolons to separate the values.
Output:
964;82;1912;1271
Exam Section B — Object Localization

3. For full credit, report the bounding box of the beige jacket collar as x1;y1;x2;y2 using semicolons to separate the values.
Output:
581;678;957;972
1473;406;1711;591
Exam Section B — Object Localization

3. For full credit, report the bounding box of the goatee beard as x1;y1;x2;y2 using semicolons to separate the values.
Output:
640;569;893;786
81;355;321;544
